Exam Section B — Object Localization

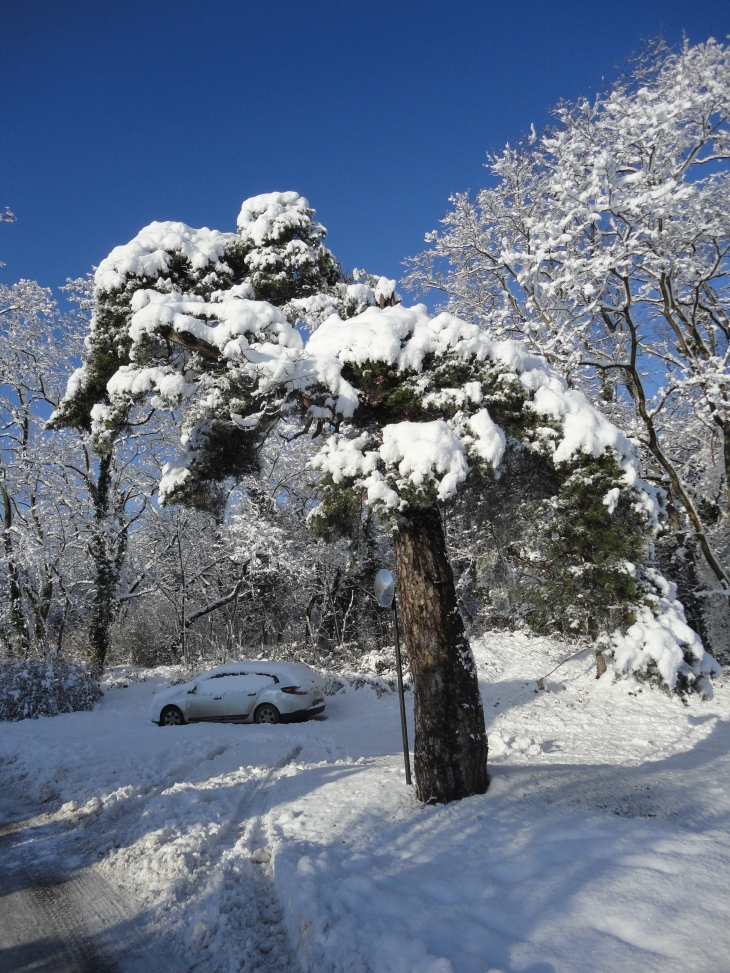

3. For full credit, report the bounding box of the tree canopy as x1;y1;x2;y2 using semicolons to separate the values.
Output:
405;37;730;603
50;187;721;798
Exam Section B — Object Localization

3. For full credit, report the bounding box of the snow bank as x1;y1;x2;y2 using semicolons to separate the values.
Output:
1;642;729;973
266;634;730;973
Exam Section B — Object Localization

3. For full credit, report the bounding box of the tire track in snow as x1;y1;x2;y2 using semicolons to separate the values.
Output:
87;741;235;833
185;744;303;973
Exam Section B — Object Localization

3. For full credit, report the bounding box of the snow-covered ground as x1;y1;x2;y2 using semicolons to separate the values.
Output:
2;633;730;973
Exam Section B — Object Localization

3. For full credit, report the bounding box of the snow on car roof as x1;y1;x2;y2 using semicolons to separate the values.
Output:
202;661;319;682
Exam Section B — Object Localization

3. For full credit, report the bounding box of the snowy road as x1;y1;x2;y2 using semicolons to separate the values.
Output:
0;753;303;973
0;792;168;973
2;638;730;973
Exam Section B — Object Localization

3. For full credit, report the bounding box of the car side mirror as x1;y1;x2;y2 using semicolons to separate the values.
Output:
187;686;197;694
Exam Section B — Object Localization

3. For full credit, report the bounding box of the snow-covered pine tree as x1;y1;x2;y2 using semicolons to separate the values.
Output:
52;194;342;436
49;193;383;507
304;305;719;794
52;191;719;801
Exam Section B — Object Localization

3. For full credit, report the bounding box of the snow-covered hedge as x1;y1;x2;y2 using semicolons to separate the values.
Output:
0;658;102;721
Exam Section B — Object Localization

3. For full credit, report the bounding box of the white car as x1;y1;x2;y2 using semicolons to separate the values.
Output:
150;661;326;727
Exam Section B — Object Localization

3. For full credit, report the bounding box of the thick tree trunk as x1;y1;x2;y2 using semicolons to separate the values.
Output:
2;484;29;654
90;545;115;670
393;504;488;803
89;452;118;671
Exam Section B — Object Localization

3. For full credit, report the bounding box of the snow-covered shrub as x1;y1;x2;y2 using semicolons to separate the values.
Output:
610;572;721;695
0;657;102;721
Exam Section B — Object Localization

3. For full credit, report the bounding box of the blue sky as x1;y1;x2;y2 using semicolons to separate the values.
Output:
2;0;729;302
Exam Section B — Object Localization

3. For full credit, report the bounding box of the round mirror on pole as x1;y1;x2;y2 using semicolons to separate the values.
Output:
374;569;395;608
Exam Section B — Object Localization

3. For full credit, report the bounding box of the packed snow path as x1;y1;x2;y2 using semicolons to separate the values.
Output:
2;635;730;973
0;744;303;973
0;791;172;972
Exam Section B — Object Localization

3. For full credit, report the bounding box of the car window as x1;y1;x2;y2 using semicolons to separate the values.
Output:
207;670;280;684
196;680;223;696
213;674;276;695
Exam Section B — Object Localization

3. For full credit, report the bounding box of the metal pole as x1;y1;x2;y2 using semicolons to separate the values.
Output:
391;602;412;786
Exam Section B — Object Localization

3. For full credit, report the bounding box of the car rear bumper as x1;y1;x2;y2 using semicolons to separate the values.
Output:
280;702;325;723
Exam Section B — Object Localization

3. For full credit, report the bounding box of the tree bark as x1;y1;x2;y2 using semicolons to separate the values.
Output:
1;483;28;654
89;453;117;670
393;504;488;803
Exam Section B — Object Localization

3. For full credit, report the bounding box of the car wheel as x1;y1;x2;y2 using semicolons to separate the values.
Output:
254;703;280;725
160;706;184;726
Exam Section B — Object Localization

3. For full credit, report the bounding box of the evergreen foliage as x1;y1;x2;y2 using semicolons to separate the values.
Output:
231;191;344;306
50;192;347;444
520;453;650;641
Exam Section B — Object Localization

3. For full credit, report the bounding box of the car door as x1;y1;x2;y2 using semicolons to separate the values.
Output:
220;673;276;721
185;679;224;721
